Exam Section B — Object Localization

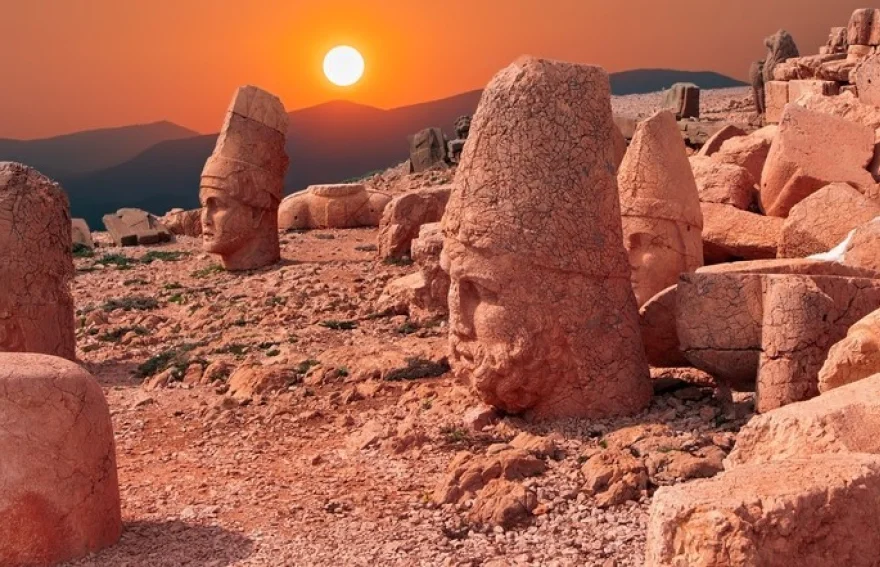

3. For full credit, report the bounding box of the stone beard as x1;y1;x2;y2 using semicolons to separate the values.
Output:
199;161;280;271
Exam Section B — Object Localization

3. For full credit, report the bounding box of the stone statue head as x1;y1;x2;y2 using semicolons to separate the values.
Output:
626;224;692;306
454;115;472;139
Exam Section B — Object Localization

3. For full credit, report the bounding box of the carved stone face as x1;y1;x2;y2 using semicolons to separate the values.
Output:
441;240;557;413
199;185;262;256
626;224;689;307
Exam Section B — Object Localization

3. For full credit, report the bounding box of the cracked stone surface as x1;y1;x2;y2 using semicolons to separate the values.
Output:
760;104;874;217
376;185;450;259
278;184;391;231
840;217;880;274
713;126;775;187
441;56;651;420
0;161;75;359
0;353;121;565
102;208;172;247
646;453;880;567
689;156;756;211
618;110;703;307
819;307;880;393
700;202;782;264
200;86;288;271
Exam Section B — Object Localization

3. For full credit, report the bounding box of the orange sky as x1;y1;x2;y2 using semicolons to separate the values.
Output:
0;0;865;139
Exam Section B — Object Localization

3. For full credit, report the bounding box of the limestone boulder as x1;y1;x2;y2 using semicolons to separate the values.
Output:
841;217;880;274
779;183;880;258
646;453;880;567
376;184;451;259
468;479;538;529
764;81;789;124
71;218;93;249
695;124;745;158
689;156;755;210
278;184;392;230
796;91;880;132
854;53;880;107
581;449;648;508
714;127;775;186
700;202;781;263
0;353;121;565
760;105;874;217
409;127;448;173
161;208;202;237
662;83;699;119
640;285;688;368
819;308;880;393
788;79;839;101
103;208;172;246
0;162;75;359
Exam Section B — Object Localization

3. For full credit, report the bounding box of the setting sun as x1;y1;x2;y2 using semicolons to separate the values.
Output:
323;45;364;87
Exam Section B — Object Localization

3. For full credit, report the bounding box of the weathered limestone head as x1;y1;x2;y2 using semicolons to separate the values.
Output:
762;29;800;84
442;56;652;420
618;110;703;307
0;162;75;359
454;115;472;139
200;85;289;271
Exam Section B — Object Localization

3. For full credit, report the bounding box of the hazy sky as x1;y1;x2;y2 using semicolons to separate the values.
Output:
0;0;864;139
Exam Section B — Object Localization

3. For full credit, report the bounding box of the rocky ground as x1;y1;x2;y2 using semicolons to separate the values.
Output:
65;88;758;566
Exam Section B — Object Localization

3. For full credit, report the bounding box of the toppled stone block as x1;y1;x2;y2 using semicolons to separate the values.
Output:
689;156;755;210
646;453;880;567
376;184;450;259
714;126;775;186
278;184;391;230
854;53;880;107
409;127;448;173
788;79;840;101
760;105;874;217
764;81;789;124
662;82;699;119
779;183;880;258
640;285;689;368
701;202;782;263
819;308;880;393
102;208;172;246
695;124;745;158
0;354;121;565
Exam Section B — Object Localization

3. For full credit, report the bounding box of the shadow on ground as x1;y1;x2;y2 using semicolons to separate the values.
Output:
65;520;254;566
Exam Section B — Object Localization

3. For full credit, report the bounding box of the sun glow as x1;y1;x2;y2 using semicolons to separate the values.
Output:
323;46;364;87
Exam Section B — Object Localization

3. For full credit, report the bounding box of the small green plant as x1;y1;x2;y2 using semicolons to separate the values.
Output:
396;321;419;335
296;359;320;375
265;349;281;357
135;343;200;379
97;253;135;270
168;293;185;304
72;243;95;258
354;244;378;252
230;318;247;327
98;326;149;342
338;366;350;377
320;320;358;331
440;426;470;444
140;250;188;264
421;397;434;410
383;256;414;267
191;264;224;278
164;282;184;290
102;296;159;312
265;296;286;307
123;278;148;286
598;439;608;450
385;357;450;382
214;343;249;356
313;233;335;240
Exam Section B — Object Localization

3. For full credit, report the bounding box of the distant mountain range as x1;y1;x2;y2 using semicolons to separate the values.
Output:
0;69;746;227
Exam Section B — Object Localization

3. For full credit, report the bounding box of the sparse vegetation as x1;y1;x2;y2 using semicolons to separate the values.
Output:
168;293;185;304
102;295;159;312
385;357;450;381
313;233;335;240
96;253;135;270
383;256;414;267
191;264;224;278
354;244;378;252
265;349;281;357
364;309;395;320
164;282;184;290
396;321;419;335
214;343;249;356
265;296;286;307
320;319;358;331
123;278;148;286
135;343;201;379
140;250;188;264
296;359;320;375
72;243;95;258
98;326;149;342
440;426;470;444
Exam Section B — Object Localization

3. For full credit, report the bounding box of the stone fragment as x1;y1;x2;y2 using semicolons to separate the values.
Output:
0;162;75;359
779;183;880;258
713;127;775;185
644;445;725;485
662;83;699;119
819;309;880;393
700;202;782;263
200;85;288;271
619;110;703;307
788;79;840;101
762;30;800;86
854;53;880;106
640;285;689;368
695;124;745;158
581;449;648;508
409;127;448;173
227;365;298;401
376;185;450;259
750;60;766;115
761;105;874;217
848;8;880;46
827;26;847;53
840;217;880;274
689;156;755;210
278;184;391;230
433;448;546;505
442;57;651;420
756;274;880;412
161;208;202;237
728;374;880;467
849;44;874;62
763;81;789;124
783;53;848;80
646;453;880;567
0;354;121;565
468;479;538;528
102;208;172;246
795;91;880;131
71;218;93;249
816;58;858;82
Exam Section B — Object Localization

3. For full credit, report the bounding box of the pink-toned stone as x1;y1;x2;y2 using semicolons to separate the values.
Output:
71;218;93;249
695;124;746;158
714;127;775;185
849;8;880;46
728;374;880;467
854;53;880;107
778;54;848;81
102;208;172;246
278;184;391;230
200;85;288;271
796;91;880;132
161;208;202;237
816;58;858;82
646;453;880;567
756;274;880;412
788;79;840;102
700;202;781;263
761;105;874;217
468;479;538;528
764;81;789;124
779;183;880;258
849;44;875;62
0;162;75;360
441;57;651;420
689;156;755;210
639;285;688;368
841;217;880;273
376;184;450;259
0;353;121;565
618;110;703;307
819;308;880;392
